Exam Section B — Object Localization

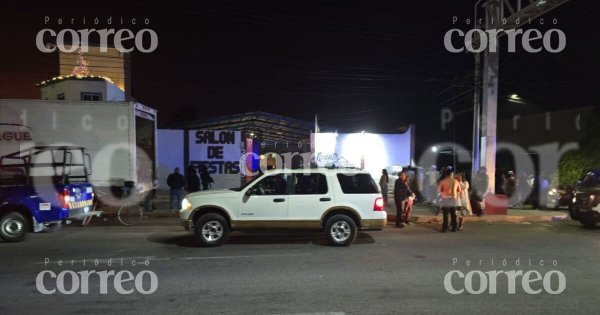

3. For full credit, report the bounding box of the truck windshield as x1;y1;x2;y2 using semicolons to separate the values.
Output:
579;170;600;189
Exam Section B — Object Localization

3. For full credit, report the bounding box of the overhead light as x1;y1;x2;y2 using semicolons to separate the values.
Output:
510;94;520;100
431;146;438;153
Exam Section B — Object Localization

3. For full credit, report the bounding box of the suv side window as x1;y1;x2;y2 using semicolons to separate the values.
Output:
292;173;328;194
249;174;289;195
337;173;379;194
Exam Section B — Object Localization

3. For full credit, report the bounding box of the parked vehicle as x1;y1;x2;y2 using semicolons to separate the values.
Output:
0;145;94;241
0;100;157;193
547;185;574;209
570;170;600;227
179;168;387;247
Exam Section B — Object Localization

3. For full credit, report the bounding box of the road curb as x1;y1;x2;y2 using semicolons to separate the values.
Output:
144;211;179;219
386;213;567;224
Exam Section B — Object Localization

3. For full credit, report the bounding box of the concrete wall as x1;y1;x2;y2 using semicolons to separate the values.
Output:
156;129;184;190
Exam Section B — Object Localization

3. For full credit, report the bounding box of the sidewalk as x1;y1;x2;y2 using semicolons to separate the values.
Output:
385;202;569;225
146;193;570;224
143;193;179;218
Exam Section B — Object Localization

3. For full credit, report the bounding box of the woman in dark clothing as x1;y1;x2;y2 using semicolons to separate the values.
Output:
470;189;483;216
379;169;389;208
394;171;413;228
187;166;201;193
199;164;214;190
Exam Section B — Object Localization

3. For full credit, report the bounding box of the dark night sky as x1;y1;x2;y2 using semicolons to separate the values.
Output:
1;0;599;157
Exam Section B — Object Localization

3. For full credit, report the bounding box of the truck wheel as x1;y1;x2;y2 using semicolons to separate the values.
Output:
194;213;230;247
580;216;597;229
569;206;580;220
0;212;28;242
325;214;357;247
42;222;63;233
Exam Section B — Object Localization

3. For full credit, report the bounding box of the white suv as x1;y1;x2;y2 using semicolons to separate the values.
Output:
179;168;387;247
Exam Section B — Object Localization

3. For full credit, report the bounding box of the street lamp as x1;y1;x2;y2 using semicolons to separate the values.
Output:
431;146;439;153
508;93;525;104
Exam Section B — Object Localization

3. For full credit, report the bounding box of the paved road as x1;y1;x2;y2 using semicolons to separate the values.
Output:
1;218;598;315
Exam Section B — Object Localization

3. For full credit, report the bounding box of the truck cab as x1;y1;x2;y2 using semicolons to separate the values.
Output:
571;169;600;228
0;146;94;242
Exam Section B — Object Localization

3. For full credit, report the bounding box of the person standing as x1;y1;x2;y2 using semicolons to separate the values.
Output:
167;167;186;213
471;167;488;215
469;188;483;216
394;171;413;228
472;167;489;199
516;171;530;207
504;171;517;207
199;165;214;190
533;171;550;209
455;173;472;231
143;179;159;213
379;169;389;209
438;169;460;232
187;166;201;193
403;173;416;225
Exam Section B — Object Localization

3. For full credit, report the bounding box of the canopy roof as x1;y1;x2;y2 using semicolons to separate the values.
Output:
167;111;333;143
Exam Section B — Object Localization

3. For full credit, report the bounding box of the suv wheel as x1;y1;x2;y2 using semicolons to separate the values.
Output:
194;213;230;247
325;214;357;247
0;212;28;242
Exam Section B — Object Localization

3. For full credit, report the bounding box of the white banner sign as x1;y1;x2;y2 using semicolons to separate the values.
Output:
311;131;412;179
188;130;242;189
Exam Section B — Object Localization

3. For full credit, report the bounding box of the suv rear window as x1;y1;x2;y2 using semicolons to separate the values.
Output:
336;173;379;194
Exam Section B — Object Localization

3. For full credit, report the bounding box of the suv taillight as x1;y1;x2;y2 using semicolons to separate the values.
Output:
58;189;71;209
374;197;384;211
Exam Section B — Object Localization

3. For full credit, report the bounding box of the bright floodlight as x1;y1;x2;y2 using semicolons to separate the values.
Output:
510;94;520;100
431;146;438;152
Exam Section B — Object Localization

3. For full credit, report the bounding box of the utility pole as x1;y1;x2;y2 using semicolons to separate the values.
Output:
481;0;501;193
472;0;571;194
471;51;481;177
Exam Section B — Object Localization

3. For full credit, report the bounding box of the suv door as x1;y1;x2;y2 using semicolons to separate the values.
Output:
287;173;333;221
240;173;291;223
